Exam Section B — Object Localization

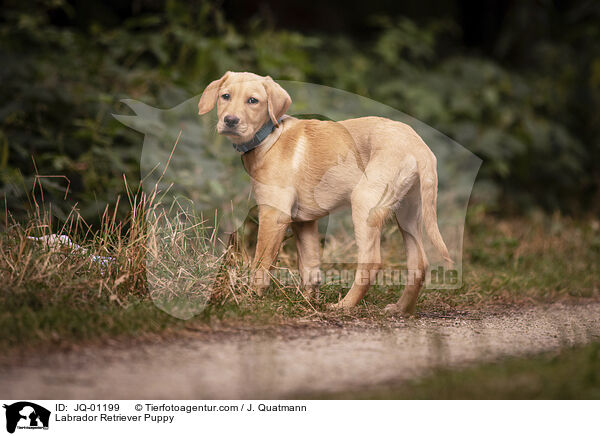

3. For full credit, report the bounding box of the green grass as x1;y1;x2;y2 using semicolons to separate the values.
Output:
1;203;599;353
320;342;600;399
1;289;183;348
416;210;600;310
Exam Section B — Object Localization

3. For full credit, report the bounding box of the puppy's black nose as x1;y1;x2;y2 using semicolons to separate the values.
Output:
224;115;240;128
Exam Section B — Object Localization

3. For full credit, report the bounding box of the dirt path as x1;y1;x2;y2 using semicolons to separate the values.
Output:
1;302;600;399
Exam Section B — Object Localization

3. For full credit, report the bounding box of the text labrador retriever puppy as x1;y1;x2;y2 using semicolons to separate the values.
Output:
198;71;451;315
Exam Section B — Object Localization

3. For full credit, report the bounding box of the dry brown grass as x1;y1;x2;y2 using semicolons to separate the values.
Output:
1;166;599;350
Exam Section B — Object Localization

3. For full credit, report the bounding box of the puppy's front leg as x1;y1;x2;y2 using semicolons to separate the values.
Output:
251;205;290;296
291;220;322;300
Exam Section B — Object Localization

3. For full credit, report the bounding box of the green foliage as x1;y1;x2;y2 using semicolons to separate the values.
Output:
1;0;599;222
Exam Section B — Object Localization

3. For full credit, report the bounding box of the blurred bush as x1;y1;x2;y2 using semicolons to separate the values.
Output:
1;0;599;224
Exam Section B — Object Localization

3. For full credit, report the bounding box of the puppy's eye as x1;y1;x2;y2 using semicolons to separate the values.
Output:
247;97;259;104
221;93;230;100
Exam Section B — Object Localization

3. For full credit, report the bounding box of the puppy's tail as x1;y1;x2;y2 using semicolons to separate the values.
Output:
419;157;452;265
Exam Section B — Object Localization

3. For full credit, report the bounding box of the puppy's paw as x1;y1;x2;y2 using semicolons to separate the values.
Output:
383;303;415;317
328;300;355;311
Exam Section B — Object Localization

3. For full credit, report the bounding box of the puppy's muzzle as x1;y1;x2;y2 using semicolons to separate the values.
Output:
224;115;240;128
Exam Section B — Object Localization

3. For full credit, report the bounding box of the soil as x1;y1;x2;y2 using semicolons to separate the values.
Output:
1;302;599;399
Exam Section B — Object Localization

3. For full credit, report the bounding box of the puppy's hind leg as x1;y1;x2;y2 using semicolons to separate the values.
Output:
385;183;428;316
331;157;419;310
330;186;384;309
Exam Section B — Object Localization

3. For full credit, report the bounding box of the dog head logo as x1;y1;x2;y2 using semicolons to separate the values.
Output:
115;79;481;319
3;402;50;434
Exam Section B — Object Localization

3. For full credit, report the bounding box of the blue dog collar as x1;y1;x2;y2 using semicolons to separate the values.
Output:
232;118;282;153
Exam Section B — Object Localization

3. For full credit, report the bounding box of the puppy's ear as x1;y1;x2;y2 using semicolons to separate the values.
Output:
262;76;291;126
198;72;230;115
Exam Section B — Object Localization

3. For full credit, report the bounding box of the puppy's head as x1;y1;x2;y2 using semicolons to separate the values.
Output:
198;72;291;144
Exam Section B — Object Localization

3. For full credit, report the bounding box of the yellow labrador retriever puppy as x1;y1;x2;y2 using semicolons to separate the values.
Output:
198;71;451;315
